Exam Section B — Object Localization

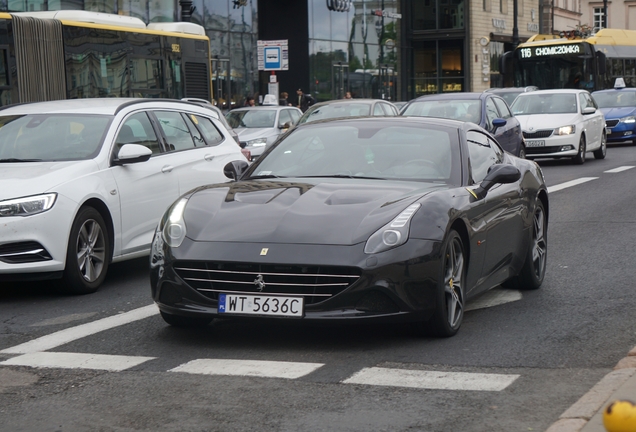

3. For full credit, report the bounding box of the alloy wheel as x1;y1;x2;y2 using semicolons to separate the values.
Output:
76;219;106;282
444;237;464;329
531;206;547;280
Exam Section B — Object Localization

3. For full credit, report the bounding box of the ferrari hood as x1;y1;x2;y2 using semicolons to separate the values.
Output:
0;160;98;201
599;107;636;119
183;179;445;245
516;113;580;131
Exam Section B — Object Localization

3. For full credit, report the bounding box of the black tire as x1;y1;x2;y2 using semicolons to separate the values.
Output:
61;207;110;295
160;311;212;328
504;200;547;290
518;145;526;159
415;230;466;338
593;133;607;159
572;135;586;164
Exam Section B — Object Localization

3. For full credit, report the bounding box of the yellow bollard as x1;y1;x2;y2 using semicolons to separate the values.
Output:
603;400;636;432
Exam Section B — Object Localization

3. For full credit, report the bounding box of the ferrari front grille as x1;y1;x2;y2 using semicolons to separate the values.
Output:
173;261;361;305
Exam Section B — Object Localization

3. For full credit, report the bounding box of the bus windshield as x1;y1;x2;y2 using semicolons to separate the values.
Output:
513;42;595;90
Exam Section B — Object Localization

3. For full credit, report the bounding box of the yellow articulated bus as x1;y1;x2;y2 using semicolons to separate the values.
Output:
502;28;636;91
0;10;212;107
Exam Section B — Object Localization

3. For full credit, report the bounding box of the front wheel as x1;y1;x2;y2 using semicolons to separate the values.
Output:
415;230;466;338
593;133;607;159
61;207;110;295
504;200;547;290
572;136;586;165
518;145;526;159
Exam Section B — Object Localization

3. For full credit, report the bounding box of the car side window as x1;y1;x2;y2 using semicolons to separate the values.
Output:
183;114;205;147
584;93;598;109
492;97;512;119
466;130;501;184
278;109;292;127
288;109;301;123
381;103;397;116
485;99;499;130
373;104;384;115
192;115;224;146
115;112;160;154
154;111;196;151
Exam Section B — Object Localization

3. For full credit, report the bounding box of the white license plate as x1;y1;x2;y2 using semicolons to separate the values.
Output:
218;293;304;317
526;140;545;147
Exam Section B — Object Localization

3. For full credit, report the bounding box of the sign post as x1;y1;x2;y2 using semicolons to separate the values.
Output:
258;40;289;71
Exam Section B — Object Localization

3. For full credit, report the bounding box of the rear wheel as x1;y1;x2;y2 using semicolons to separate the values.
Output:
61;207;110;295
572;136;586;164
504;200;547;290
415;230;465;338
593;133;607;159
160;311;212;328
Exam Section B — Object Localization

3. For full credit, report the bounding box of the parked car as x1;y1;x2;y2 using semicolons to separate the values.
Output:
392;101;408;112
150;117;549;337
592;78;636;145
484;86;538;107
225;106;302;161
510;89;607;164
0;98;247;294
401;92;526;157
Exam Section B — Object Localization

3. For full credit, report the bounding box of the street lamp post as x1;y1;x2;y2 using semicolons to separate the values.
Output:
603;0;608;28
512;0;519;48
179;0;193;22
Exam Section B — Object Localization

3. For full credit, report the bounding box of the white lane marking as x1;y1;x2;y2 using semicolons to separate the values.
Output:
604;166;635;173
0;305;159;354
465;287;522;312
547;177;598;193
0;352;155;372
342;367;519;391
169;359;324;379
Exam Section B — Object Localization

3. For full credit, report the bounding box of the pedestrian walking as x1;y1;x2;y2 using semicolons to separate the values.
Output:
295;88;315;112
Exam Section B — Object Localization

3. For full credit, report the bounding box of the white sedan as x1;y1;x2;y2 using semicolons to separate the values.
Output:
510;89;607;164
0;98;247;294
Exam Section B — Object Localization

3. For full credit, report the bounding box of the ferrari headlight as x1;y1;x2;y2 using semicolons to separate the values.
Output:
0;193;57;217
555;125;575;135
364;203;420;254
162;197;188;248
246;138;268;147
620;116;636;124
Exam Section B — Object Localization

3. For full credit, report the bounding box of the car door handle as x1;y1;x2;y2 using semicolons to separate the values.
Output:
161;165;174;173
204;154;215;161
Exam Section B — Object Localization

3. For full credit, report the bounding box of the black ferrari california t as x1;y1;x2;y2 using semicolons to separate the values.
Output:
150;117;548;337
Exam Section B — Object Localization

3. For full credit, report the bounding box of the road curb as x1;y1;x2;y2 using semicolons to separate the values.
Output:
544;347;636;432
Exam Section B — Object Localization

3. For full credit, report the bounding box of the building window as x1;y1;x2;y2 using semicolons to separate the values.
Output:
500;0;507;14
593;7;605;30
483;0;491;12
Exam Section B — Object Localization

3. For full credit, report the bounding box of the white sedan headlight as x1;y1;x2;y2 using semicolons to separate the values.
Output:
162;197;188;248
620;116;636;124
0;193;57;217
364;203;421;254
555;125;575;135
246;138;268;147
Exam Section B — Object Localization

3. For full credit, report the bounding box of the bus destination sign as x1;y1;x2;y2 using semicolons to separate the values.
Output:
519;43;582;59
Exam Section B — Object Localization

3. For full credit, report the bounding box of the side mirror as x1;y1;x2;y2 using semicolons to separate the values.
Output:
492;118;507;131
224;159;250;181
238;141;247;148
582;106;596;115
113;144;152;165
472;164;521;199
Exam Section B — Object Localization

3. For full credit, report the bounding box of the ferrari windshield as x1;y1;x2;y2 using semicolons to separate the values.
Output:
511;93;577;115
249;121;462;184
0;114;112;162
226;109;277;128
593;91;636;108
402;100;481;123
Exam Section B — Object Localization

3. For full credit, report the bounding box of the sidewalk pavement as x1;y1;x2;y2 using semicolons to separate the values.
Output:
545;346;636;432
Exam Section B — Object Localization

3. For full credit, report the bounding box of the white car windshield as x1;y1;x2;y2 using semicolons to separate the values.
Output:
511;94;578;115
226;110;277;128
593;91;636;108
402;100;481;123
0;114;112;162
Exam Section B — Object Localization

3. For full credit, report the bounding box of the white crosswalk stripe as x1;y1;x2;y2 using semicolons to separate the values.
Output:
0;352;155;372
604;166;635;173
342;367;519;391
169;358;324;379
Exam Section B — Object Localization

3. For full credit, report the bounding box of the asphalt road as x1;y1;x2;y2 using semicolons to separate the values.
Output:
1;142;636;432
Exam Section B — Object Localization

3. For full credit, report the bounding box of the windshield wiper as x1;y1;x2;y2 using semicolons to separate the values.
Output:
0;158;43;162
297;174;386;180
247;174;286;179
